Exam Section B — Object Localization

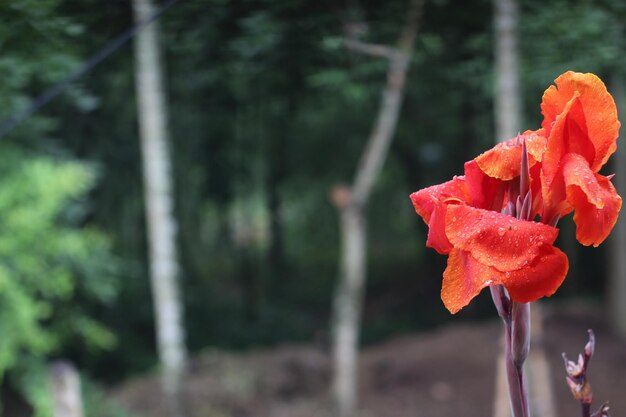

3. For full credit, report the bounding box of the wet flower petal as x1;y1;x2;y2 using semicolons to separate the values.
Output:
464;160;505;211
441;249;493;314
562;153;623;246
500;244;569;303
474;132;546;182
541;71;620;173
410;177;467;224
441;245;568;313
410;177;468;254
542;94;596;185
445;205;559;271
475;137;523;181
540;164;573;224
425;204;454;254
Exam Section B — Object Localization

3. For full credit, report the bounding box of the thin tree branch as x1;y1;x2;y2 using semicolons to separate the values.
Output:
350;0;425;205
342;39;404;60
330;2;426;416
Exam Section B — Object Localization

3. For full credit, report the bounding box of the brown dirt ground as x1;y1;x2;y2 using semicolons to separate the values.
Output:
114;301;626;417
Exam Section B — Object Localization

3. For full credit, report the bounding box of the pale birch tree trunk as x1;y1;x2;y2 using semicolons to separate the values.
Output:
494;3;522;416
493;2;556;416
609;71;626;338
330;2;424;416
132;1;186;416
331;202;366;417
494;0;521;142
50;361;83;417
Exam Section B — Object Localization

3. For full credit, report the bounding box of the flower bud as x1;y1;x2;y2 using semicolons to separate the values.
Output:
584;329;595;359
519;138;530;200
519;192;532;221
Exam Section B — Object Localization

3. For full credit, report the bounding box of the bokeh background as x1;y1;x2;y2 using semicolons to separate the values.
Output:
1;0;626;416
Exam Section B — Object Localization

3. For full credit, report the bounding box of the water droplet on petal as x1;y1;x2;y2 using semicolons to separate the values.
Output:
497;227;506;236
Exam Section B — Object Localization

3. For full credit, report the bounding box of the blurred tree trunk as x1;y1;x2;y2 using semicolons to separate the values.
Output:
609;68;626;338
330;1;424;416
265;100;290;297
132;1;187;417
50;361;83;417
494;0;521;142
492;6;520;416
493;2;556;417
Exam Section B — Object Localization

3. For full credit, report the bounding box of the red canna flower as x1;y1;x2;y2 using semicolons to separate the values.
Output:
410;161;569;313
411;71;621;313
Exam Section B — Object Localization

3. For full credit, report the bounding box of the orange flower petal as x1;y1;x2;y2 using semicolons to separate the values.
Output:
562;153;623;246
425;204;454;254
464;160;505;211
410;177;467;224
445;205;559;271
474;131;546;182
441;245;568;313
540;164;572;223
502;244;569;303
526;131;548;163
475;137;523;181
541;71;620;172
410;178;468;255
441;248;495;314
542;94;596;185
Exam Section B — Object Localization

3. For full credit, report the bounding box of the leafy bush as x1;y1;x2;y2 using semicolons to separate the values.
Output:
0;147;119;416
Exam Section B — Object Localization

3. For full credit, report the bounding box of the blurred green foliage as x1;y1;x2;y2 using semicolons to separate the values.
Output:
0;1;120;414
0;151;116;368
0;151;120;416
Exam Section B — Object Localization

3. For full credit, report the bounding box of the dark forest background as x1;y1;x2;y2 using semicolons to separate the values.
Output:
1;0;625;415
